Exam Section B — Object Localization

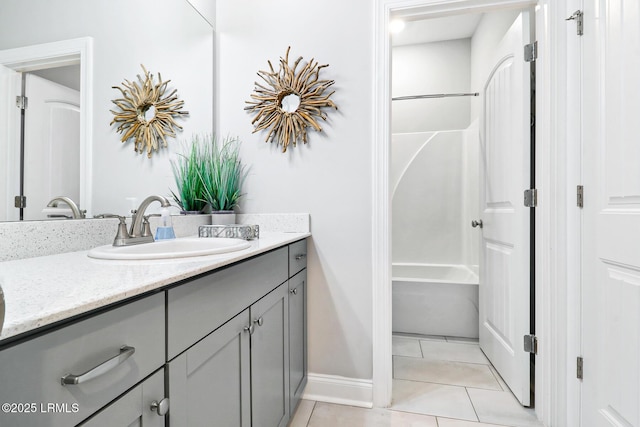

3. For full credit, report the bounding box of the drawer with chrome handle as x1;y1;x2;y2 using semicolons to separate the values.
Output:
61;345;135;386
0;293;164;427
288;239;308;277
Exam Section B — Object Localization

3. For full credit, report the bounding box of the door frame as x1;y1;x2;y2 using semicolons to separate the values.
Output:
372;0;576;424
0;37;93;218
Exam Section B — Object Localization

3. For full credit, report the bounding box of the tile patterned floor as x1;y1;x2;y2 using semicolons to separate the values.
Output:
290;335;543;427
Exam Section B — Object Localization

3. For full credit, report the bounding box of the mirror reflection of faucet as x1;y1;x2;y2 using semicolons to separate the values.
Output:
45;196;86;219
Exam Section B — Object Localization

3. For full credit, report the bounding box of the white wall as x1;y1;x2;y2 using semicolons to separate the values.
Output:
0;0;213;217
216;0;374;384
392;39;471;133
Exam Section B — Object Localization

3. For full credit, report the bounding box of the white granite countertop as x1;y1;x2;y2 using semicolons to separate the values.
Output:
0;232;309;343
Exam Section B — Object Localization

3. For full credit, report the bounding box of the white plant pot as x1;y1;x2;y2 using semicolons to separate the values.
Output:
211;211;236;225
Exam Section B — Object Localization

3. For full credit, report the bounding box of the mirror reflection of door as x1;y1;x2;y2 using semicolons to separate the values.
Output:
22;70;80;220
0;63;20;221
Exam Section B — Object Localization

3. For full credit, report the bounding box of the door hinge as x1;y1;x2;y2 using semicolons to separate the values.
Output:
524;189;538;207
577;185;584;208
15;95;28;110
14;195;26;209
577;356;584;379
523;334;538;354
524;42;538;62
566;10;584;36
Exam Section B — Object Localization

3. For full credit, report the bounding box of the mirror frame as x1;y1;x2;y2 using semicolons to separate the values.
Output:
245;46;338;153
0;37;93;218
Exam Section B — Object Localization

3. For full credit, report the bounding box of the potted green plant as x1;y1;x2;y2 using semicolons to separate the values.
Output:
199;135;248;224
170;136;208;214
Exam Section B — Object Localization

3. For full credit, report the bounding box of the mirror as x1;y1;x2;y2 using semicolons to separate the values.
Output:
141;105;156;123
245;47;338;153
0;0;214;222
280;93;301;113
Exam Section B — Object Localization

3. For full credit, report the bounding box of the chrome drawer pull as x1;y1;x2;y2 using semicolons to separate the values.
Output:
295;254;306;261
61;345;135;386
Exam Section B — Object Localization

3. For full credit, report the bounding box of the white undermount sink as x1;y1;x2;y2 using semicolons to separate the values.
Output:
87;237;252;260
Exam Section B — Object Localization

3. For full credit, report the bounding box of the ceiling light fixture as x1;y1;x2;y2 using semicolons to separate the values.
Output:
389;19;406;34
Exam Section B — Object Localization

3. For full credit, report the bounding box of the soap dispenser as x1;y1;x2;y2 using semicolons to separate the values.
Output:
155;208;176;240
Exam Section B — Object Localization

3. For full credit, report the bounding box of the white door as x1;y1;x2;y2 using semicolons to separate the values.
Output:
23;73;80;220
479;11;533;406
0;63;21;221
581;2;640;425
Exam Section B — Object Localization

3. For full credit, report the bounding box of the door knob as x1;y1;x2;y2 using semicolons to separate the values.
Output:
471;219;483;228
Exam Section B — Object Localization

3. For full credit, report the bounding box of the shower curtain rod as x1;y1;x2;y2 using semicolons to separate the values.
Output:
392;92;480;101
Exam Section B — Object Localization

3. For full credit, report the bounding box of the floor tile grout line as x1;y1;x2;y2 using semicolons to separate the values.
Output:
393;354;499;370
304;400;317;427
488;365;506;392
394;377;503;392
436;414;514;427
387;405;475;423
465;386;481;423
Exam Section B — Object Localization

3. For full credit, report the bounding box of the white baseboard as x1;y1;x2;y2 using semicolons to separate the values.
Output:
302;373;373;408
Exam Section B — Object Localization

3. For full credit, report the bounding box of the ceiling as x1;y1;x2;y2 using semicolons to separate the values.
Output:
391;13;483;46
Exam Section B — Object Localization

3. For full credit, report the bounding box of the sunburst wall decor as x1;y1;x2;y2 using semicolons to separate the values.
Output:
245;47;338;153
110;65;188;158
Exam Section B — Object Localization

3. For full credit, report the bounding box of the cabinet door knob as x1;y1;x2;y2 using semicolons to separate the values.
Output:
254;316;264;327
295;254;306;261
150;398;170;416
471;219;483;228
290;288;298;295
244;324;254;335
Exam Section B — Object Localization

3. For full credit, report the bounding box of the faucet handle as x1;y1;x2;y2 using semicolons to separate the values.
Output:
141;215;159;238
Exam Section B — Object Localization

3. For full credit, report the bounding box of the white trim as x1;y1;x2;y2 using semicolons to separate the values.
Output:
373;0;563;419
302;374;373;409
0;37;94;217
372;0;393;408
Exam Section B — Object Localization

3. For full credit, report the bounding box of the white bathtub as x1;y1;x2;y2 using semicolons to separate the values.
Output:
392;263;479;338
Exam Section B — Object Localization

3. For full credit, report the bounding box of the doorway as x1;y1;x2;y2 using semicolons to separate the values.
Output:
372;0;545;416
388;7;536;419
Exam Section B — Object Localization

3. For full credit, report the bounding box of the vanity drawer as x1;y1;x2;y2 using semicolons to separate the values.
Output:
167;247;288;360
0;293;165;427
289;239;308;277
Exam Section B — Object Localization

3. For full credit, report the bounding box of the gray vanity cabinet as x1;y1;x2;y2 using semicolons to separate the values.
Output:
0;239;307;427
78;369;166;427
166;246;292;427
288;269;307;416
167;282;290;427
0;293;165;427
250;282;290;427
168;310;251;426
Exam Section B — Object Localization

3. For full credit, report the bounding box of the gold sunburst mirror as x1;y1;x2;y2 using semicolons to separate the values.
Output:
245;47;338;152
110;65;188;158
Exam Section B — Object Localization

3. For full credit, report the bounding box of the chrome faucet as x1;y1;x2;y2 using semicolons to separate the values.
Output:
95;195;172;246
46;196;86;219
130;195;172;238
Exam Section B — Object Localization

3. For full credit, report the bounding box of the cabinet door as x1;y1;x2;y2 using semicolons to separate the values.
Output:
168;310;251;427
288;270;307;415
250;283;290;427
79;369;165;427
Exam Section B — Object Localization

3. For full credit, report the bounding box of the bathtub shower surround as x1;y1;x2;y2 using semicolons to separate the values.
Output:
392;263;479;338
391;125;480;338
